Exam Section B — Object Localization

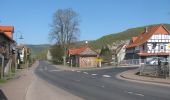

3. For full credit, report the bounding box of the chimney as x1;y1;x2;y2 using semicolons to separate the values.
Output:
145;27;148;33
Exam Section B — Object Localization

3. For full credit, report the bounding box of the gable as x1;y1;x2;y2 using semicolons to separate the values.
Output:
80;48;98;55
154;25;169;35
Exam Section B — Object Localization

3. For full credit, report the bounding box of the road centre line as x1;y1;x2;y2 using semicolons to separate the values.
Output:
83;72;88;74
77;71;81;72
49;70;62;72
91;74;98;76
102;75;111;78
125;91;144;97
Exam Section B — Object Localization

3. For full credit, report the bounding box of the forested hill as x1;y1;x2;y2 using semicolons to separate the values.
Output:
26;44;50;56
89;24;170;49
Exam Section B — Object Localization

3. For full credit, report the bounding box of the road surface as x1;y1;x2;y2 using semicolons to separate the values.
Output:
35;61;170;100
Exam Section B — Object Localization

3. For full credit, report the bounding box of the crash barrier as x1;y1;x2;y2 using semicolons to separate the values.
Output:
139;62;169;78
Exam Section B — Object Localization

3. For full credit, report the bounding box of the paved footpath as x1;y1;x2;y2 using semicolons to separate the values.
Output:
0;61;38;100
0;61;83;100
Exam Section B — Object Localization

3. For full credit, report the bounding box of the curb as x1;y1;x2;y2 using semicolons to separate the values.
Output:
116;69;170;87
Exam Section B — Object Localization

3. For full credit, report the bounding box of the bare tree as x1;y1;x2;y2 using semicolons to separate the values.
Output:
49;8;80;65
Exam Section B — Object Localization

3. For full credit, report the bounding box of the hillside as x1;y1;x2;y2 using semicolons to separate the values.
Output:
89;24;170;49
26;44;50;56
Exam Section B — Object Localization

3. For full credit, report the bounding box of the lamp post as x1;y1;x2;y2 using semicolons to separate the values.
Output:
15;31;24;45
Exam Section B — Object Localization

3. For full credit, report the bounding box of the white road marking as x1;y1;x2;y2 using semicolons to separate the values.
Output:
127;91;133;94
125;91;144;97
135;93;144;97
91;74;98;76
102;75;111;78
71;70;75;72
49;70;62;72
83;72;88;74
97;85;105;88
77;71;81;72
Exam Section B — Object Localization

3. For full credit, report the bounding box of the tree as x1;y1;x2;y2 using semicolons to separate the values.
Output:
50;45;64;64
49;8;80;65
100;45;112;63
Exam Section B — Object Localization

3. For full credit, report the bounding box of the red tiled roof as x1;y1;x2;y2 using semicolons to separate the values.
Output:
0;26;14;40
126;25;170;48
0;26;14;32
68;46;89;55
137;52;169;56
132;37;138;43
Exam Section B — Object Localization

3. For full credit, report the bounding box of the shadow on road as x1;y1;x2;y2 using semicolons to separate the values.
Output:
0;89;8;100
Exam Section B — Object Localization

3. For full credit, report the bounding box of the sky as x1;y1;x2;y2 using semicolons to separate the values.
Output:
0;0;170;44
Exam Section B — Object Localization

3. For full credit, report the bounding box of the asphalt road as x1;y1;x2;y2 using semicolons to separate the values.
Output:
35;61;170;100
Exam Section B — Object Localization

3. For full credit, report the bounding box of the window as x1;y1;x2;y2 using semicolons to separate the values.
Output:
160;44;165;50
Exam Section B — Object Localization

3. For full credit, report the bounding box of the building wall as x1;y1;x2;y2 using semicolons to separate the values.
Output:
79;56;97;67
117;46;126;64
147;34;170;53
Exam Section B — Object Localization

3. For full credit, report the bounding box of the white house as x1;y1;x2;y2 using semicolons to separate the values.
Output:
125;25;170;61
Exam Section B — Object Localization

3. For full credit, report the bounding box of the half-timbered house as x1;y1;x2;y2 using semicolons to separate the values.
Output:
125;25;170;61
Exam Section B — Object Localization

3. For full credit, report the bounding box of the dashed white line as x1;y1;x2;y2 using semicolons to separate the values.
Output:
125;91;144;97
83;72;88;74
127;91;133;94
91;74;98;76
102;75;111;78
49;70;62;72
97;85;105;88
71;70;75;72
77;71;81;72
135;93;144;97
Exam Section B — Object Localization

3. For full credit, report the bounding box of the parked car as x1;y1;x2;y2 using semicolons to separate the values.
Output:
146;57;168;65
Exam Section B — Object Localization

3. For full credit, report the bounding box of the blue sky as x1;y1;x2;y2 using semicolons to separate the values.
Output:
0;0;170;44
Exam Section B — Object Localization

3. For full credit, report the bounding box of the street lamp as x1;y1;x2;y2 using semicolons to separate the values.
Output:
15;31;24;45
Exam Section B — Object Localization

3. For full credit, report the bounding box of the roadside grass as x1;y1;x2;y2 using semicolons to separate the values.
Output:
0;79;7;85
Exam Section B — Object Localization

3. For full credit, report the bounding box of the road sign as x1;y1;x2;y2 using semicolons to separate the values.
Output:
167;43;170;49
96;58;103;62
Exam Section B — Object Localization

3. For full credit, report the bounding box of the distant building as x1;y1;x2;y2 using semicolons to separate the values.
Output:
47;49;52;61
112;44;127;65
16;45;30;65
68;46;98;67
125;25;170;61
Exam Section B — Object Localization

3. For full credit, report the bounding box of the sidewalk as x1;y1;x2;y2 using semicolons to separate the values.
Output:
0;61;83;100
25;74;83;100
46;61;139;71
117;68;170;86
0;61;39;100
